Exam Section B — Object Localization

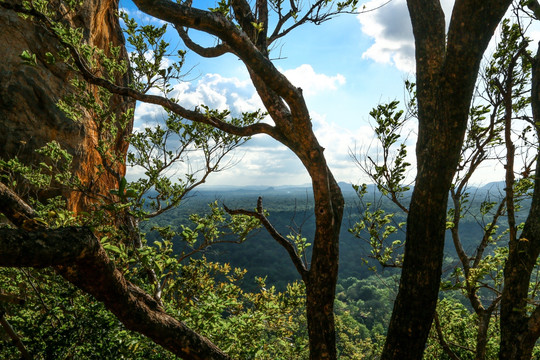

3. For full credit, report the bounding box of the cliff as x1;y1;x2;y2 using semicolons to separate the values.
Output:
0;0;134;212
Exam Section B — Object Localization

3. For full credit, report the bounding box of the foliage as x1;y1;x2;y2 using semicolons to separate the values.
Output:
349;184;406;268
0;268;171;360
424;298;499;360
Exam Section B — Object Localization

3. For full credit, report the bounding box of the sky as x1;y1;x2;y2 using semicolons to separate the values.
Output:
119;0;526;188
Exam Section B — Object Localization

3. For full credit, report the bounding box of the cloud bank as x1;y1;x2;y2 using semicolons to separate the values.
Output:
128;65;354;186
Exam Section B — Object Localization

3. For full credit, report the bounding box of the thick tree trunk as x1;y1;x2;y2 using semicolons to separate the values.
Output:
382;136;459;358
382;1;512;358
305;277;337;359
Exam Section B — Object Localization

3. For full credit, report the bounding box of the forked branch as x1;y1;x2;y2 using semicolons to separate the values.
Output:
224;197;309;280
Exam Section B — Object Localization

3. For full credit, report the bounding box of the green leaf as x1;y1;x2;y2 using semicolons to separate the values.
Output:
103;243;122;254
20;50;37;66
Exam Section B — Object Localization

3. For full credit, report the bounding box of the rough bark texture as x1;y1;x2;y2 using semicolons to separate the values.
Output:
499;42;540;360
381;1;512;358
0;0;133;212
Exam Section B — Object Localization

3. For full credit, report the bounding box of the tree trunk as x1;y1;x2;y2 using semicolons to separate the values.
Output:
305;170;344;360
382;1;512;358
475;311;492;360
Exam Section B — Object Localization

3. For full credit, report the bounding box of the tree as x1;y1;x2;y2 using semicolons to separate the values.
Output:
353;13;540;359
0;0;135;213
441;18;534;360
381;1;512;358
0;0;360;358
499;2;540;358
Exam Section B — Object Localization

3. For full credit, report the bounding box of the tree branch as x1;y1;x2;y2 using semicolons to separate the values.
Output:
0;304;31;360
268;0;341;44
433;311;461;360
0;227;100;267
0;2;275;140
130;0;307;115
0;184;230;359
0;182;39;229
526;0;540;19
224;197;309;280
231;0;258;42
175;26;232;57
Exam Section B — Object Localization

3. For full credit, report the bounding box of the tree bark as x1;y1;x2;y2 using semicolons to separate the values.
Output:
382;1;512;358
305;170;343;360
0;0;134;213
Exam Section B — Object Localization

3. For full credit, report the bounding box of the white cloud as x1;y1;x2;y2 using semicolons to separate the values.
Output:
357;0;414;72
203;137;310;186
129;67;363;186
358;0;454;73
310;111;417;186
171;74;262;114
282;64;346;96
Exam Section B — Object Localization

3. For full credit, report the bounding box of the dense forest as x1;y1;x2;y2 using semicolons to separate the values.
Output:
2;0;540;359
145;182;521;291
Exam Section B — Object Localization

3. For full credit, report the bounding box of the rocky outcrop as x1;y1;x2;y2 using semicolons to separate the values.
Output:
0;0;134;212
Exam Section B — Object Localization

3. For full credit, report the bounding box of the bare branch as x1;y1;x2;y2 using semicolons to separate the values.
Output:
224;197;309;280
268;0;345;44
175;26;232;57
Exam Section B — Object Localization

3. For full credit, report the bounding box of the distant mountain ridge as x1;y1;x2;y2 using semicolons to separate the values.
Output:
196;182;360;194
195;180;507;196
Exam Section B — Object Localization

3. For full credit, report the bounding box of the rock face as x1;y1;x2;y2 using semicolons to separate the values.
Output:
0;0;134;212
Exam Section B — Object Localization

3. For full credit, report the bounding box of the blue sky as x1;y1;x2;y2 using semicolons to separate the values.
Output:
120;0;519;187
